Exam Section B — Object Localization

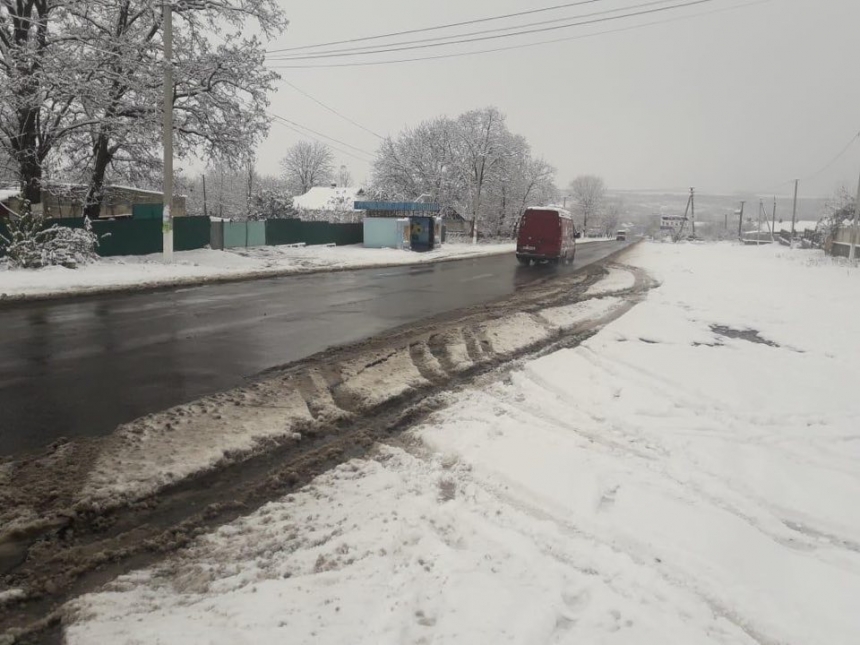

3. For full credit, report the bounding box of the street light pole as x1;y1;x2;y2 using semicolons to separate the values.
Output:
162;1;174;263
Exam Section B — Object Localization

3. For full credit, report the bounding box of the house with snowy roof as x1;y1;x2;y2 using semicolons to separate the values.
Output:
293;185;366;223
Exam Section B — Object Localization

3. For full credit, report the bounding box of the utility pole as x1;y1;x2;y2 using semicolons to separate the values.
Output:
757;200;763;246
202;174;208;218
790;179;798;245
771;196;776;243
162;1;174;262
690;187;696;237
850;166;860;261
737;200;745;240
724;212;728;230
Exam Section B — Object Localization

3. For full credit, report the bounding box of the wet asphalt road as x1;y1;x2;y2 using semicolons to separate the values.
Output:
0;241;629;455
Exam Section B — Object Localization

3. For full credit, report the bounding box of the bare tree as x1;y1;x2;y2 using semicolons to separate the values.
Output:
569;175;606;235
600;197;624;237
281;140;334;195
371;116;463;206
455;106;513;242
371;107;556;239
336;164;352;187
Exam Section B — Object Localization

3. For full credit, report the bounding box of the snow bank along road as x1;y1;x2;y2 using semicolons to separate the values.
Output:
49;243;860;645
0;245;647;642
0;239;630;455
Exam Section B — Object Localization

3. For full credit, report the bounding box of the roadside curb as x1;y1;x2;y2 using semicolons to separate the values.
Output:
0;246;517;308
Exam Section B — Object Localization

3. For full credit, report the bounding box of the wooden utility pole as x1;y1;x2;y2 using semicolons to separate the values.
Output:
771;196;777;242
757;200;763;246
162;1;173;262
790;179;798;243
850;166;860;261
674;191;693;242
737;201;745;240
202;174;208;218
690;187;696;237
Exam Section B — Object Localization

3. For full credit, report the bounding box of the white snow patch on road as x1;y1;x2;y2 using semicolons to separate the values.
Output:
539;296;623;330
585;266;636;296
0;243;515;300
82;387;313;506
0;588;25;606
479;312;550;356
338;347;430;410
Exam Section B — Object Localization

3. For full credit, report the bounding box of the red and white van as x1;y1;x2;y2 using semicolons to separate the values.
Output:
515;207;579;265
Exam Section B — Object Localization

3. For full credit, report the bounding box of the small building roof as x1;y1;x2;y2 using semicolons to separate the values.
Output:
294;186;365;211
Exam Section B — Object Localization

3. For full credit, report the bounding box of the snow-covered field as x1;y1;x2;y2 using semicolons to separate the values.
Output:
64;243;860;645
0;242;516;300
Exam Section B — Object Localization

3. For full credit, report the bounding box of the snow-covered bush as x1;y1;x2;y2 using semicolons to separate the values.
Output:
247;188;297;221
0;203;99;269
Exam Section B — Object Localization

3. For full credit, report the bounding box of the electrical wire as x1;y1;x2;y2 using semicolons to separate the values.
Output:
279;79;384;140
267;0;717;62
746;128;860;195
269;113;375;162
266;0;767;69
266;0;676;60
800;130;860;183
265;0;607;54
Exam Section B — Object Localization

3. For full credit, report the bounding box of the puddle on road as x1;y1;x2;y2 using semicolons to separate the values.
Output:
710;325;780;348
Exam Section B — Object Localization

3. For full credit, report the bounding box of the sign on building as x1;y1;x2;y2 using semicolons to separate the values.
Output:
660;216;687;231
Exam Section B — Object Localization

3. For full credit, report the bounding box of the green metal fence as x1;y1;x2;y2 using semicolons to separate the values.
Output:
265;220;362;247
1;216;363;258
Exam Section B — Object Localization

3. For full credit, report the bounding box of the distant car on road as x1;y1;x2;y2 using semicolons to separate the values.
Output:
616;230;628;241
516;207;579;266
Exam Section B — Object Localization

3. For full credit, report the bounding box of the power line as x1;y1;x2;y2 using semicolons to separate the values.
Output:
800;130;860;182
269;113;375;162
266;0;607;54
279;79;384;140
266;0;766;69
267;0;717;62
266;0;675;60
747;128;860;195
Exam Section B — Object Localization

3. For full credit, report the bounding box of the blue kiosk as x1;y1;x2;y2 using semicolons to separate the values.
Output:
355;201;442;251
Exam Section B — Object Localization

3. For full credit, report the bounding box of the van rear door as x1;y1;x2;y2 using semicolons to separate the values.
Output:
517;209;561;258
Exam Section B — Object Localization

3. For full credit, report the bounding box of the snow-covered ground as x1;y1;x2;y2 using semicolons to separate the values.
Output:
64;243;860;645
0;242;516;300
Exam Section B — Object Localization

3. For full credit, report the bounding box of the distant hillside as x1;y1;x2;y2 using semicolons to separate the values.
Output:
608;190;830;238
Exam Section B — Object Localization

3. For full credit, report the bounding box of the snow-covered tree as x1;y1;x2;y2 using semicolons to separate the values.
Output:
599;197;624;237
336;164;352;187
0;1;89;205
454;107;517;242
371;116;464;208
0;0;286;215
568;175;606;234
281;140;334;195
61;0;285;218
371;108;556;239
247;187;296;221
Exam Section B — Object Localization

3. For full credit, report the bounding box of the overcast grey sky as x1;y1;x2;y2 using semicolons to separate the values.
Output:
250;0;860;198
